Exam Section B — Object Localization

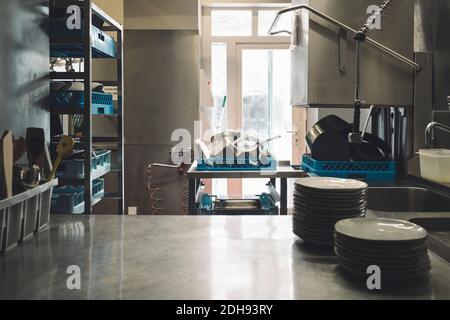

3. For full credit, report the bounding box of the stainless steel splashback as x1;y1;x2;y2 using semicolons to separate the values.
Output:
291;0;415;108
415;0;450;111
413;0;450;151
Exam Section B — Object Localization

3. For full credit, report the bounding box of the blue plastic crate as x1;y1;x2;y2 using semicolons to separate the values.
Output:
51;90;115;115
57;150;112;179
301;154;396;181
51;179;105;214
50;19;117;58
196;157;277;171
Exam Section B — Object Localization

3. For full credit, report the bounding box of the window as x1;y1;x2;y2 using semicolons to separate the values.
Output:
211;43;227;131
241;48;292;161
203;6;295;200
211;10;252;36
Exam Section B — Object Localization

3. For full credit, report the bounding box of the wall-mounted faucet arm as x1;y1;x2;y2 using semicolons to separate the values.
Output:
425;122;450;148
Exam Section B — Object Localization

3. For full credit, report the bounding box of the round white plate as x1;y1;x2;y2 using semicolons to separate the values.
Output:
335;218;428;242
295;177;368;191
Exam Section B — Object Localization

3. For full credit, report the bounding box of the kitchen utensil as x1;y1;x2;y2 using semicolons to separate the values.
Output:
306;115;351;161
13;166;27;194
295;177;368;192
350;133;392;161
335;218;428;242
26;128;45;169
294;186;367;200
1;131;14;199
13;137;27;163
292;177;368;247
24;165;41;188
48;135;75;180
350;104;391;161
334;218;430;281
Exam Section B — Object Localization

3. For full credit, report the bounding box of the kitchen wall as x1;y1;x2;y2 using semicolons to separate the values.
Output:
122;1;200;214
125;0;199;30
415;0;450;111
93;0;124;25
0;1;50;142
413;0;450;150
88;1;200;214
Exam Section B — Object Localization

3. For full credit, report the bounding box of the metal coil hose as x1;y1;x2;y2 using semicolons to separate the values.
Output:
147;168;164;215
147;164;189;215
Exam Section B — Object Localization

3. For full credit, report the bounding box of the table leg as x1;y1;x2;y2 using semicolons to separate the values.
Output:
188;178;197;215
270;178;276;188
280;178;288;215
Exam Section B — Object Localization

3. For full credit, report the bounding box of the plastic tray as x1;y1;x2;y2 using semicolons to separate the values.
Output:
51;179;105;214
302;154;396;181
51;90;115;115
50;19;117;58
57;150;111;179
196;157;277;171
0;179;57;253
419;149;450;184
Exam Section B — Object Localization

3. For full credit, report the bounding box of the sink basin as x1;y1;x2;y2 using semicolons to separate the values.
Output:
367;187;450;212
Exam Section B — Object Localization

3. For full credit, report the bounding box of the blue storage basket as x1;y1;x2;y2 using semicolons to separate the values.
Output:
51;179;105;214
57;150;112;179
302;154;396;181
196;157;277;171
49;19;117;58
51;90;115;115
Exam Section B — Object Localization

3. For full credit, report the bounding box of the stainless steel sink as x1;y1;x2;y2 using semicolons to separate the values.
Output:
367;187;450;212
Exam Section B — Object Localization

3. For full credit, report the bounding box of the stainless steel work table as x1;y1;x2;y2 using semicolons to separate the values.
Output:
1;214;450;300
186;162;307;215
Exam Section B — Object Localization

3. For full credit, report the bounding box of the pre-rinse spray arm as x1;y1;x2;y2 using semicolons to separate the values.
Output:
267;4;421;71
350;0;395;143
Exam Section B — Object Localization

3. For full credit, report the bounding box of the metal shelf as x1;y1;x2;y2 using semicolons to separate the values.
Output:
57;166;112;186
50;0;125;215
104;192;123;200
50;72;86;80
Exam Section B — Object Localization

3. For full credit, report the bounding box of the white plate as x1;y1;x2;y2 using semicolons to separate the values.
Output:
335;218;428;242
295;177;368;191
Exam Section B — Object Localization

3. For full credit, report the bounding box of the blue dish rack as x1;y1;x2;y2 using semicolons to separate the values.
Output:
49;19;117;58
51;179;105;214
197;157;277;171
50;90;115;115
57;150;112;179
302;154;397;181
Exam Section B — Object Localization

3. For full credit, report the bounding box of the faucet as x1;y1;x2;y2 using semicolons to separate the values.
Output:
425;122;450;148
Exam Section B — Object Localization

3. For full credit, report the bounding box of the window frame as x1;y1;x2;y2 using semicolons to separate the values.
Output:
201;6;291;132
201;5;292;196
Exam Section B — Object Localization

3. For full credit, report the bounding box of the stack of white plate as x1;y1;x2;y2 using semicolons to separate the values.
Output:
334;218;431;280
293;177;368;247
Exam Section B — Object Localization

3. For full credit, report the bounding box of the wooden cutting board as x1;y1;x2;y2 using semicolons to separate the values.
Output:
1;131;14;199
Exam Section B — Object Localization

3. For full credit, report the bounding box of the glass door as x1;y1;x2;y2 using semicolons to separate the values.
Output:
236;44;292;196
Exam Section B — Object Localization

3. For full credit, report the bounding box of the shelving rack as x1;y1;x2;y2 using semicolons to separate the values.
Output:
49;0;124;215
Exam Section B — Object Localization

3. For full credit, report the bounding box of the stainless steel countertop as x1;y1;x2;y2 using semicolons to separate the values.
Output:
1;214;450;300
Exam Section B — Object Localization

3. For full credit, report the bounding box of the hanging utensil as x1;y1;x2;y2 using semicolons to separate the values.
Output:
26;128;45;167
48;135;75;180
1;131;14;199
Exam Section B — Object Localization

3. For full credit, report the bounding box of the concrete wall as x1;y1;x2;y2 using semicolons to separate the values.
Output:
123;30;200;214
125;0;199;30
0;1;50;142
122;2;200;214
94;0;124;25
